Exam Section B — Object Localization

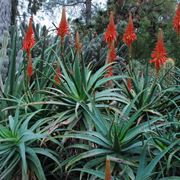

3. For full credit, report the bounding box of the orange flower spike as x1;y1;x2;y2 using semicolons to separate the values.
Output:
27;58;33;77
57;7;69;41
173;3;180;35
105;158;112;180
75;31;82;52
123;13;137;47
150;29;168;72
54;65;62;84
22;16;35;57
104;11;117;45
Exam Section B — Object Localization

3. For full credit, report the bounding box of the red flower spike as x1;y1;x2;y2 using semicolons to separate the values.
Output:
107;42;117;64
105;159;112;180
104;11;117;45
54;65;62;84
150;29;168;72
123;13;137;47
127;78;132;91
57;7;69;41
75;31;82;52
22;16;35;56
105;42;116;79
173;3;180;35
27;58;33;77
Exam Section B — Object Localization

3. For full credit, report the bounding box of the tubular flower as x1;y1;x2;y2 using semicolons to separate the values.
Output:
75;31;82;52
105;159;112;180
123;13;137;47
150;29;168;72
22;16;35;56
57;7;69;41
27;58;33;77
54;65;62;84
104;11;117;45
173;3;180;35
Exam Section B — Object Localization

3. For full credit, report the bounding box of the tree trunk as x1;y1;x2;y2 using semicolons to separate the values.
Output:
85;0;92;27
11;0;18;25
0;0;12;43
0;0;12;84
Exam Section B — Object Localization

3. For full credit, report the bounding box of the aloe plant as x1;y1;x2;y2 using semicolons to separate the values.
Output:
53;94;175;179
0;108;60;180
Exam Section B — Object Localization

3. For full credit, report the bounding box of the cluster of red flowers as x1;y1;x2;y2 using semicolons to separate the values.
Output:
150;29;168;72
22;16;35;78
104;12;117;78
108;42;116;63
104;11;137;82
104;11;117;46
22;3;180;81
57;7;69;41
122;13;137;90
123;13;137;47
54;7;70;84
